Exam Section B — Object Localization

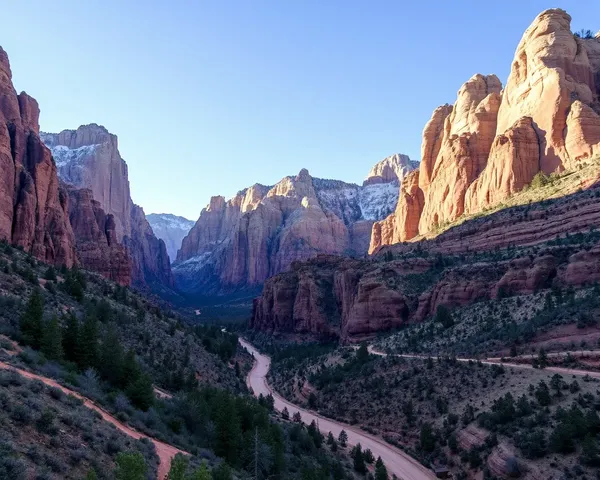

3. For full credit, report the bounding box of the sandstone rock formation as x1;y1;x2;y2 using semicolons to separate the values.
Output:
251;184;600;342
371;9;600;253
175;156;415;293
41;125;173;288
146;213;195;263
0;46;77;266
67;187;131;285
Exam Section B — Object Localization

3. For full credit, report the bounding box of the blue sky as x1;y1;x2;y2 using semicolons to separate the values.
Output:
3;1;598;219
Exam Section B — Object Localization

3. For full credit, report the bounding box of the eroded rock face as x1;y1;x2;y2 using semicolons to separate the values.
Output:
0;46;77;266
67;187;131;285
251;185;600;342
175;157;411;293
371;9;600;252
42;124;173;288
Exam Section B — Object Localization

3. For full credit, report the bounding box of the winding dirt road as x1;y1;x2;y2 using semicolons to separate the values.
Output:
0;361;186;479
367;346;600;380
239;338;435;480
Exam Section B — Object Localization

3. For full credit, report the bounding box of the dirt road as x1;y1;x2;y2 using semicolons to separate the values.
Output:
239;338;435;480
0;361;186;479
367;346;600;380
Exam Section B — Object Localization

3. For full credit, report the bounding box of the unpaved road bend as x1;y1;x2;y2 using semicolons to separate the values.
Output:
0;361;186;479
367;346;600;380
239;338;435;480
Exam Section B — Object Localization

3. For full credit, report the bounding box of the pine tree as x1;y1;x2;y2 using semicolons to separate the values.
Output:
115;452;146;480
62;312;80;363
121;349;141;389
126;373;155;411
167;454;188;480
44;266;57;281
211;462;233;480
78;314;98;370
338;430;348;447
98;323;124;386
41;315;63;361
214;394;241;465
375;457;388;480
190;461;211;480
352;443;367;474
20;288;44;348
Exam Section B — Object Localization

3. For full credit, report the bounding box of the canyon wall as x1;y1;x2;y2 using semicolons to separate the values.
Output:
42;125;173;288
174;154;416;293
0;46;77;266
252;183;600;342
370;9;600;253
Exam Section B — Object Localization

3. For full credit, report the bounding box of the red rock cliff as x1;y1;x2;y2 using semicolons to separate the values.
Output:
371;9;600;252
42;125;173;288
0;46;77;266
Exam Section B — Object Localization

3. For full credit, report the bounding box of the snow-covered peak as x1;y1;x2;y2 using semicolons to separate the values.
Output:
146;213;195;263
363;153;418;186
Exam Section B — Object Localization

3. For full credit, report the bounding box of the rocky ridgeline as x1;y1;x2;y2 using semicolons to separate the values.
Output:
370;9;600;252
41;125;173;288
174;154;416;293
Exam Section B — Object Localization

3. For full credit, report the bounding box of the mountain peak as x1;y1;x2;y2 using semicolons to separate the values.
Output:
363;153;418;186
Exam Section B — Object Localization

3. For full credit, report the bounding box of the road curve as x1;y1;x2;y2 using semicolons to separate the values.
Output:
367;346;600;380
239;338;435;480
0;361;186;479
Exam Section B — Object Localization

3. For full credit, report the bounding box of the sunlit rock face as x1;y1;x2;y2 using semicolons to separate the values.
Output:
175;154;416;293
370;9;600;252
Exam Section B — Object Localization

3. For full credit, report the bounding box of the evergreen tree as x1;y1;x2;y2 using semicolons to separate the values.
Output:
78;314;98;370
41;315;63;361
62;312;80;363
20;288;44;348
419;423;436;452
44;266;57;281
126;373;155;411
281;406;289;420
352;443;367;474
214;394;241;466
535;381;551;406
167;454;188;480
338;430;348;447
85;470;98;480
115;452;147;480
98;323;124;386
190;461;211;480
375;457;388;480
356;343;369;363
121;349;142;389
364;448;375;464
211;462;233;480
580;434;600;466
435;305;454;329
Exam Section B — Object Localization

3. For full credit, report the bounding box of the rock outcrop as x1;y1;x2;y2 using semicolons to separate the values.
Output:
41;125;173;288
175;156;415;293
371;9;600;253
146;213;195;263
251;184;600;342
67;187;131;285
0;46;77;266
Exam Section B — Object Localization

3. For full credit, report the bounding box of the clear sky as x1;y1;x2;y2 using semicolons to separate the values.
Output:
3;1;598;220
